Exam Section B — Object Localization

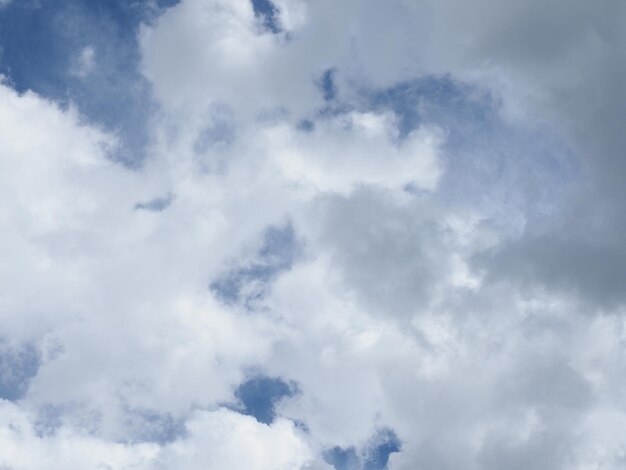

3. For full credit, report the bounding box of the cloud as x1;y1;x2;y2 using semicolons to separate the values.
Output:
2;0;626;468
70;46;96;79
152;409;317;470
139;0;320;118
416;0;626;315
265;112;442;193
0;0;169;164
0;402;319;470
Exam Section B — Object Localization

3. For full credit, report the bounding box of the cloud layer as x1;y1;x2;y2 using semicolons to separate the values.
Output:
1;0;626;468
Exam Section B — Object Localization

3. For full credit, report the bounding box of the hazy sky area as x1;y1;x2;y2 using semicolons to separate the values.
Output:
1;0;626;468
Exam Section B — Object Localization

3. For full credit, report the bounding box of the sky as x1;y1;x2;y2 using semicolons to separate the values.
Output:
0;0;626;468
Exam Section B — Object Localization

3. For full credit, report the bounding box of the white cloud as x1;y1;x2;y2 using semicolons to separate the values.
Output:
2;0;626;467
139;0;321;119
0;400;158;470
153;410;317;470
265;112;442;193
0;402;321;470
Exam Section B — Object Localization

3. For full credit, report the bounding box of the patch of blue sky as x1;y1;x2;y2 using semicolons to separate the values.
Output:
366;75;492;139
251;0;281;34
234;375;296;425
325;447;361;470
0;340;40;402
324;429;401;470
0;0;178;166
210;223;301;307
363;429;401;470
317;68;337;102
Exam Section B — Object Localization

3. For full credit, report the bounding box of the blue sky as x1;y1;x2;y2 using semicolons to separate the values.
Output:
1;0;626;469
0;0;177;164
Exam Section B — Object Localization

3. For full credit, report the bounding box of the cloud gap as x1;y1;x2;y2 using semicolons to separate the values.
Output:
234;375;297;425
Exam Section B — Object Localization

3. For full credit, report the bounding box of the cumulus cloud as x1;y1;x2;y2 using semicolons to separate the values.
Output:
266;113;442;193
1;0;626;468
0;402;320;470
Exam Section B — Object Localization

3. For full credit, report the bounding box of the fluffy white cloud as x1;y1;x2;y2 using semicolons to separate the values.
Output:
2;0;626;467
140;0;321;119
0;400;157;470
265;113;442;193
153;410;317;470
0;402;322;470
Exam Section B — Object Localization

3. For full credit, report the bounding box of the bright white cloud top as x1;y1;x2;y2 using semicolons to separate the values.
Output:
1;0;626;469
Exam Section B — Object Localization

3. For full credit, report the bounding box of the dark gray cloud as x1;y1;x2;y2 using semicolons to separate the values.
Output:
477;232;626;310
424;0;626;315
